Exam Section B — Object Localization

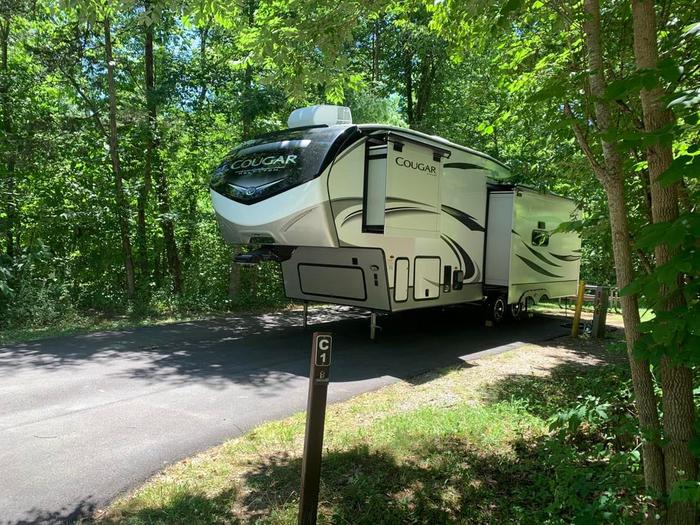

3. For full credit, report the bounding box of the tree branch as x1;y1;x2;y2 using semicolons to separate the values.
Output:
563;102;606;181
615;99;644;130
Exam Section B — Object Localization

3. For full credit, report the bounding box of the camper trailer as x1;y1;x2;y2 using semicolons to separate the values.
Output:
210;105;581;334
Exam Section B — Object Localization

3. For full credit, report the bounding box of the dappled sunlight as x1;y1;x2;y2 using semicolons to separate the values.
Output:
0;307;570;390
97;329;642;525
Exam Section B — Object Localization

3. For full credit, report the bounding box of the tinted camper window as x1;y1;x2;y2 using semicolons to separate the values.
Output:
531;229;550;246
211;126;356;204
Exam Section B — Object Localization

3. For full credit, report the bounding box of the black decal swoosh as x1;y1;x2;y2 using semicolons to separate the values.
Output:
340;209;364;226
444;234;476;280
340;206;438;226
515;254;564;278
521;241;562;267
386;206;437;214
444;162;484;170
549;253;581;262
441;235;462;272
442;205;485;232
386;197;433;207
330;197;363;219
281;206;317;232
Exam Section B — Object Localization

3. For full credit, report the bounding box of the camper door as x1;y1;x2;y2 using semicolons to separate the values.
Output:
385;139;441;236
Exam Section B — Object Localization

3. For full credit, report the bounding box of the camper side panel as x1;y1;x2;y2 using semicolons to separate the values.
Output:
327;134;487;311
508;191;581;304
484;191;514;287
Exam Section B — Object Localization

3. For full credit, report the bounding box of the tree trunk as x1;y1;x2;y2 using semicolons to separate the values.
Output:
1;16;16;258
414;54;436;127
405;50;413;127
137;13;151;278
228;246;242;302
631;2;698;523
577;0;667;510
372;20;380;83
144;7;182;294
104;16;136;299
228;0;257;302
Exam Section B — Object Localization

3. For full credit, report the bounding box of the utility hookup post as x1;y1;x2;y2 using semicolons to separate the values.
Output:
298;332;332;525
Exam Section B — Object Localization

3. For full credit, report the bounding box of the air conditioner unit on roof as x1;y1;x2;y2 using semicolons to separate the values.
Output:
288;105;352;128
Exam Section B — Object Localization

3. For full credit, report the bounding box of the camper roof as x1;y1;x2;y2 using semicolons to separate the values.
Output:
356;124;511;177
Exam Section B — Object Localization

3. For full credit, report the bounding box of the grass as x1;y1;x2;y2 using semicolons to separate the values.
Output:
95;331;644;525
0;313;196;346
0;303;298;346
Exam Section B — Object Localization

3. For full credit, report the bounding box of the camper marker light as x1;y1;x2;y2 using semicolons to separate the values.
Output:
287;105;352;129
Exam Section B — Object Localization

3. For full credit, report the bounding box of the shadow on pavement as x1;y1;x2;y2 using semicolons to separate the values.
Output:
0;306;570;391
99;338;638;525
4;498;96;525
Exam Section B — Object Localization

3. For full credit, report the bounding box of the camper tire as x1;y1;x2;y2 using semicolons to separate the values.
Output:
487;295;507;325
508;301;525;321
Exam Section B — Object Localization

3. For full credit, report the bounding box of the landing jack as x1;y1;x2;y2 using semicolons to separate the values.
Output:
370;312;381;341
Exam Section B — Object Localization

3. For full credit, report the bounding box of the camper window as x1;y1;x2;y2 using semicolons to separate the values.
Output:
210;126;355;204
363;138;388;233
531;229;550;247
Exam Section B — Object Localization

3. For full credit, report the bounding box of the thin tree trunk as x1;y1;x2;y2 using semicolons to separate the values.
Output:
137;15;151;280
372;20;380;83
104;16;136;299
631;2;697;523
228;247;242;302
144;7;182;293
578;0;667;511
228;0;257;302
414;55;436;126
1;16;16;258
405;50;413;127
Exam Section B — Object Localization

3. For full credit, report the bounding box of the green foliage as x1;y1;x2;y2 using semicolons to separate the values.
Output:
620;212;700;365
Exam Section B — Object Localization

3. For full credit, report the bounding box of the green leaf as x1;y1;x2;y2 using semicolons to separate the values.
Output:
659;154;699;185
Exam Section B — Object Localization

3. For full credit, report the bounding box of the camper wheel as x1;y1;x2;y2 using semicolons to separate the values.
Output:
508;301;525;321
487;295;507;324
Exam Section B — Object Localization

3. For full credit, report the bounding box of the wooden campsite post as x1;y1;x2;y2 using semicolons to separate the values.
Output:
298;332;332;525
571;281;586;337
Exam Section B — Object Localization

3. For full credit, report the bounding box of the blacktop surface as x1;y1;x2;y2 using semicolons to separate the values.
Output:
0;305;569;524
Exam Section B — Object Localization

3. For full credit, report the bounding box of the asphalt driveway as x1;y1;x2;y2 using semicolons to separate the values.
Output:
0;305;569;524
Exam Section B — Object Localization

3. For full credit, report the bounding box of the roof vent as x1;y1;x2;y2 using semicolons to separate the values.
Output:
287;105;352;128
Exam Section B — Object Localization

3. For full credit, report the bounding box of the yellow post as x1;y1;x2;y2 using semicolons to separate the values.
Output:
571;280;586;337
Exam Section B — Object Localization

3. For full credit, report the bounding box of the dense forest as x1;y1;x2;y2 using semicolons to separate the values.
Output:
0;0;698;520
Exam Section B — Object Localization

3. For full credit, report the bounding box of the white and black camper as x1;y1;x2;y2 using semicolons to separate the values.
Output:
210;105;581;335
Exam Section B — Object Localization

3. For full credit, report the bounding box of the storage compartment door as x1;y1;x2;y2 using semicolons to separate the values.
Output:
394;258;409;302
298;264;366;301
414;257;440;300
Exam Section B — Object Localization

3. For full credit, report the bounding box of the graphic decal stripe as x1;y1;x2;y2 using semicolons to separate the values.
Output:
444;234;476;280
441;235;463;272
281;206;317;232
340;206;438;226
330;197;363;220
515;254;564;278
386;197;434;208
441;205;485;232
549;253;581;262
444;162;484;170
521;241;562;267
